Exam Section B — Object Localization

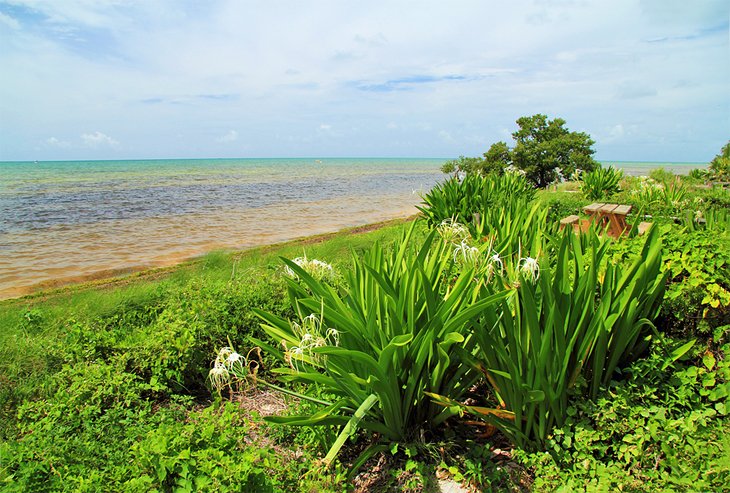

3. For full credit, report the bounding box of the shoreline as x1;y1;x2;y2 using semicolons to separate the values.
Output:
0;214;418;304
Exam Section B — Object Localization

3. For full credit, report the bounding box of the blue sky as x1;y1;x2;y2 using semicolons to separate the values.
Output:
0;0;727;162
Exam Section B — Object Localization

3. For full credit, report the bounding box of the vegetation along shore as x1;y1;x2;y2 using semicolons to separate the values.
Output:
1;126;729;491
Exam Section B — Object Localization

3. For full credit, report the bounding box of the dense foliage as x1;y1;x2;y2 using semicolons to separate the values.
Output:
417;172;537;240
1;172;729;491
442;114;599;188
580;165;623;201
709;140;730;181
254;225;509;468
0;225;408;492
432;227;667;450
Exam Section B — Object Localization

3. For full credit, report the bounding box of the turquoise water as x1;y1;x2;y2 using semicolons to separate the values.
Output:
0;158;443;298
0;158;704;298
601;161;705;176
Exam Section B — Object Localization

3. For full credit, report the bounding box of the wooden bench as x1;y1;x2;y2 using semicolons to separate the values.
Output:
559;215;580;231
583;203;633;238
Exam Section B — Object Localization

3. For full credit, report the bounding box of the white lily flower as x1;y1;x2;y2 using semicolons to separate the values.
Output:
285;256;335;282
437;218;470;244
208;362;230;392
225;351;243;368
519;257;540;282
453;239;479;266
489;252;504;274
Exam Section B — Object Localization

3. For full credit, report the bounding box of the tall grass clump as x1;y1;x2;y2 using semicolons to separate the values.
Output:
630;176;688;214
418;172;536;239
252;223;510;469
581;166;623;201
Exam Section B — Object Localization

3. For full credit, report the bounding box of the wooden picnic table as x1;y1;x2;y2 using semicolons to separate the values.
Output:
583;203;632;237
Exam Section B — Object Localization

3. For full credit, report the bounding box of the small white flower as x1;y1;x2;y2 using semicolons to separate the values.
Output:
453;239;480;266
326;327;340;346
208;363;230;392
225;351;244;372
489;252;503;274
226;351;241;363
437;218;470;244
519;257;540;283
288;346;305;372
285;257;335;282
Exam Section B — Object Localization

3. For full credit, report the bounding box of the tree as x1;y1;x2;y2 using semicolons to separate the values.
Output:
440;155;484;176
508;114;598;188
709;140;730;181
441;144;511;178
482;141;511;172
442;114;599;188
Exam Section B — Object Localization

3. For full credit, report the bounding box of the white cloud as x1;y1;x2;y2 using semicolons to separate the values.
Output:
216;130;238;143
81;131;119;148
611;124;625;139
0;0;727;161
45;136;71;148
438;130;454;143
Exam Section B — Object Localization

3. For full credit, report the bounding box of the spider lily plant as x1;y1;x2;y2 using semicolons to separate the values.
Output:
418;173;536;239
580;165;623;201
431;225;667;450
252;222;510;470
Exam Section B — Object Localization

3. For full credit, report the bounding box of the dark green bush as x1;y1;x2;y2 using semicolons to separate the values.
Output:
518;342;730;491
128;402;307;492
0;361;169;492
661;228;730;341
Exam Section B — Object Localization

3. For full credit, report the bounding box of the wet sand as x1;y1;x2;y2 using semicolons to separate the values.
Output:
0;193;421;300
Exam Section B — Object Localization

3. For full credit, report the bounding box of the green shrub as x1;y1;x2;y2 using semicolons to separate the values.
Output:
698;185;730;211
252;224;510;469
629;176;689;216
433;227;666;449
580;166;623;201
128;402;309;492
519;342;730;491
418;172;536;239
648;167;675;184
661;228;730;340
0;361;322;492
0;361;167;492
538;191;587;224
58;277;291;395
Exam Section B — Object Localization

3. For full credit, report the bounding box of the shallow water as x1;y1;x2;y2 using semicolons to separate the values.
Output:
0;158;704;299
0;158;442;298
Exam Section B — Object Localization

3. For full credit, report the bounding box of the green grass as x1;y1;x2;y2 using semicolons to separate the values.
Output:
0;218;414;492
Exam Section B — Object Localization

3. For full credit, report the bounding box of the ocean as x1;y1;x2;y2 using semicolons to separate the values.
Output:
0;158;443;298
0;158;704;299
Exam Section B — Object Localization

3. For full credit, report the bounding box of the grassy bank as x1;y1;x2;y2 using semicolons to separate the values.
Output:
1;172;729;492
0;217;417;491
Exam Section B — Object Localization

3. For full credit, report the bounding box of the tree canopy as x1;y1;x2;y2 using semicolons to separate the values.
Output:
709;140;730;180
442;114;599;188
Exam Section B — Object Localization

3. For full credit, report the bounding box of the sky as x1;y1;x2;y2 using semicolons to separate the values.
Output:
0;0;728;162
